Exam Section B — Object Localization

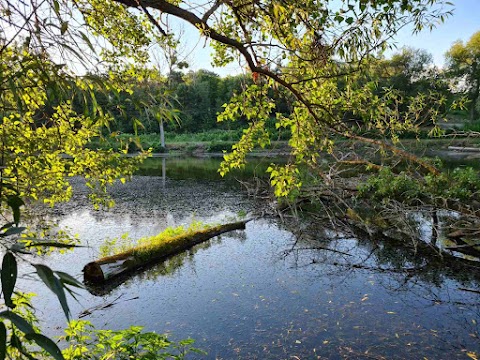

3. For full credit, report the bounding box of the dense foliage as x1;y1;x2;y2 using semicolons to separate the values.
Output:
61;319;202;359
445;31;480;121
92;70;252;134
95;46;458;138
0;0;156;356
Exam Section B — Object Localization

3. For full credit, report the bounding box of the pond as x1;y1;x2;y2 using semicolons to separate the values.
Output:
24;156;479;359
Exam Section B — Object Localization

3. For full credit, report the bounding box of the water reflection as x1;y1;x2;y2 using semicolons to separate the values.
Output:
162;157;166;187
137;155;284;181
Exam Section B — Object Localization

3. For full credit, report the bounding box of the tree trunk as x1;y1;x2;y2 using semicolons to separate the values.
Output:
471;84;479;121
159;119;165;148
469;64;479;121
83;219;251;283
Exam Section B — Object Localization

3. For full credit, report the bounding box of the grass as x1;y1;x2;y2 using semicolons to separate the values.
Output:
86;117;480;156
86;130;243;153
85;124;294;153
86;133;167;152
463;121;480;132
92;219;247;265
133;221;214;261
99;221;212;258
166;129;243;142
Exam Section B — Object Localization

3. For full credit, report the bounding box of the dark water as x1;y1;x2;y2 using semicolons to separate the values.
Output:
24;157;480;359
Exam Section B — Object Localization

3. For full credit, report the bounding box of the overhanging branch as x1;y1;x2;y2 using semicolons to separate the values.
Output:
112;0;440;175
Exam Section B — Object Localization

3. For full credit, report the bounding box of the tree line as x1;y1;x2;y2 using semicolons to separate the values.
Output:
89;32;480;137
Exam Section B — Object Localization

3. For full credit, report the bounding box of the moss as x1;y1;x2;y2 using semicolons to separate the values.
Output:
84;220;249;283
132;223;221;262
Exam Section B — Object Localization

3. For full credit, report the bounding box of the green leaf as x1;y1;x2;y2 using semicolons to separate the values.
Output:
33;264;56;291
6;196;24;226
0;223;15;232
61;21;68;35
9;243;29;254
59;42;84;61
0;226;26;237
55;271;83;288
25;333;65;360
33;264;70;319
0;322;6;360
53;276;71;320
53;0;60;15
1;252;17;308
0;311;34;334
79;31;96;53
11;331;36;360
10;332;23;351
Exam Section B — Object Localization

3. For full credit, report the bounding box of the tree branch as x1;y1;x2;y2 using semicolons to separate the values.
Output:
112;0;440;175
202;0;222;23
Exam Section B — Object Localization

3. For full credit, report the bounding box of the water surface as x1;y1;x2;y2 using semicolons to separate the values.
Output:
25;157;480;359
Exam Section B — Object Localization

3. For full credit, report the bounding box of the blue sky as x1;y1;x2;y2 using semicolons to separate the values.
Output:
392;0;480;67
183;0;480;76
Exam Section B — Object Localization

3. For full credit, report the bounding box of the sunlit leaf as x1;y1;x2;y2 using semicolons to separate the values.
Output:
0;322;6;360
467;352;478;360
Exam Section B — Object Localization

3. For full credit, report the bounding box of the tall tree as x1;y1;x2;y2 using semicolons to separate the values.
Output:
379;48;434;93
445;31;480;121
371;48;451;127
0;0;161;356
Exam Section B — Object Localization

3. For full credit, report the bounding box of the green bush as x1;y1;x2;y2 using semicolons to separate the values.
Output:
463;122;480;132
61;319;204;359
206;141;235;152
166;129;243;143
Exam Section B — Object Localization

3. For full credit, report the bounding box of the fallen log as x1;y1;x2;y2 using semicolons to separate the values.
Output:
83;219;251;283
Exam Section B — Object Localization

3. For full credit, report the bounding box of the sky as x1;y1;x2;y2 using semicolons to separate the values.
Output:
181;0;480;77
392;0;480;67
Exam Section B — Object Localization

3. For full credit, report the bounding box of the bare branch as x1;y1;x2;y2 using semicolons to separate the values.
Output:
202;0;221;23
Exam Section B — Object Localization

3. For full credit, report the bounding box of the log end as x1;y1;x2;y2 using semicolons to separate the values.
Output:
83;262;106;283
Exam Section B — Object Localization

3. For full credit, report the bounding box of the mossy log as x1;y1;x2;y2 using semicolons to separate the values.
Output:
83;219;250;284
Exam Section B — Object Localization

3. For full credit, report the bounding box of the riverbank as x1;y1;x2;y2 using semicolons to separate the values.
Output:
91;133;480;160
